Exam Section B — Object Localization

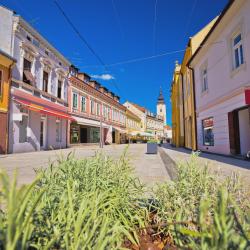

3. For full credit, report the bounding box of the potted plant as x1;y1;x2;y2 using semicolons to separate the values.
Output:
146;139;158;154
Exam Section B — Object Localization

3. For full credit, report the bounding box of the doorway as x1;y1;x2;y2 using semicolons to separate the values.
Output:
80;127;87;143
40;118;46;149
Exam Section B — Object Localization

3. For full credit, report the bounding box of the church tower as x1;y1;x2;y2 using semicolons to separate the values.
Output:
157;87;167;125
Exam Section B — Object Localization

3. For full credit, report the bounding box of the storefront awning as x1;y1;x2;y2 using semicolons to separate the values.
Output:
245;89;250;105
14;98;74;120
74;116;110;128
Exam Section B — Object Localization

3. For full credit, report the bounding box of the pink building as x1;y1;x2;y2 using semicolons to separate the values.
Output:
68;66;126;145
189;0;250;157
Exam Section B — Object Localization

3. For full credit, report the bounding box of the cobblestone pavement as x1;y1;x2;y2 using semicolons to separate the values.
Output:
162;144;250;188
0;144;170;187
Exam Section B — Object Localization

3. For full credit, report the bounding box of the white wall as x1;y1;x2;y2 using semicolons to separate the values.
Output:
192;0;250;155
0;6;13;55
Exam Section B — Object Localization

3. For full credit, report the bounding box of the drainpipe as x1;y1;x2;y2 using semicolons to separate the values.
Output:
188;65;198;151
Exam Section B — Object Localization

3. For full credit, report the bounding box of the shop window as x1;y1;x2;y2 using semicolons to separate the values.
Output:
202;117;214;146
57;80;62;99
0;70;2;98
19;115;28;143
81;96;86;112
73;93;78;109
232;33;244;69
43;71;49;92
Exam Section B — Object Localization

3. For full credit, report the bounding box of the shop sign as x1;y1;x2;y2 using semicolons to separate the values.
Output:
203;117;213;128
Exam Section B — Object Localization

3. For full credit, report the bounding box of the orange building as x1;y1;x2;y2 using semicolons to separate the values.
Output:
0;50;16;154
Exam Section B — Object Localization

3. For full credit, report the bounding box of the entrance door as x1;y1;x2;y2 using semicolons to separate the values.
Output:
112;131;115;143
80;127;88;143
228;111;240;155
40;119;46;149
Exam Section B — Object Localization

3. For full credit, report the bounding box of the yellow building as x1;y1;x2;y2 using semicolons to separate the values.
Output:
171;61;184;147
125;109;142;142
180;17;218;150
0;50;16;154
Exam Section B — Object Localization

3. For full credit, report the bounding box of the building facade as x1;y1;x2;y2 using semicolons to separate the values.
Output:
124;101;164;139
0;50;16;154
180;17;217;150
68;67;126;146
0;6;72;153
125;109;141;141
189;0;250;156
171;61;184;147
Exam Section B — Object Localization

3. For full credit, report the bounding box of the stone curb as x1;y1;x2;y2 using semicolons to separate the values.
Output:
158;146;177;180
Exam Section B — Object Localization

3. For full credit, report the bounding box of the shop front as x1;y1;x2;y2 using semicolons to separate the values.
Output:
70;116;111;145
9;92;72;153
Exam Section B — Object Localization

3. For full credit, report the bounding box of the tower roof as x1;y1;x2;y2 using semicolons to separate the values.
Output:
157;88;165;104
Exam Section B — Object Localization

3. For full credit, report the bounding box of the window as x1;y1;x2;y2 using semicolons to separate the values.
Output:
26;35;31;41
202;68;208;92
56;119;61;142
90;99;95;114
232;33;244;69
57;80;62;99
43;71;49;92
97;103;100;116
81;96;86;112
0;71;2;97
202;118;214;146
73;93;78;109
23;58;32;84
32;39;40;47
45;50;49;56
19;115;28;143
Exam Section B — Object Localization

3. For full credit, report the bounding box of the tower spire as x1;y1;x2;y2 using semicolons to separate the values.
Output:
157;86;165;104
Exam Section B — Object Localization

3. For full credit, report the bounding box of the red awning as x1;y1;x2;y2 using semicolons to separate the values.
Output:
14;98;74;120
245;90;250;105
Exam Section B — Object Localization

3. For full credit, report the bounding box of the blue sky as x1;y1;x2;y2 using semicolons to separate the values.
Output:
1;0;228;125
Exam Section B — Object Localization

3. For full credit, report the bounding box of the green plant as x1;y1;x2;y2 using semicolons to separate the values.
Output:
147;139;159;144
153;152;250;249
0;149;148;249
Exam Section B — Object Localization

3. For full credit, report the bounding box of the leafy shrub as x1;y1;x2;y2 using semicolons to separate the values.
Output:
0;150;148;249
153;152;250;249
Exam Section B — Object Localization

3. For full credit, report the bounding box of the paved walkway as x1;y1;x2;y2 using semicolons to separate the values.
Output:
162;144;250;188
0;144;170;187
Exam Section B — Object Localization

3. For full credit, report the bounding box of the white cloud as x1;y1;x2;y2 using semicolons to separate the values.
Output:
91;74;115;81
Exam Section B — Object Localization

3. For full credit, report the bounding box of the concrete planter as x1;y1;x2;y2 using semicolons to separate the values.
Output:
147;143;158;154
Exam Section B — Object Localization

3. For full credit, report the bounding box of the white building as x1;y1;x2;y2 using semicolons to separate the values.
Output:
189;0;250;156
0;6;72;153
